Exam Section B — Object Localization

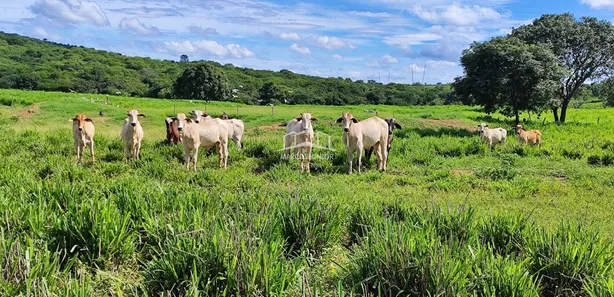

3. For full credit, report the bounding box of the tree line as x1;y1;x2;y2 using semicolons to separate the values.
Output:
454;13;614;123
0;32;452;106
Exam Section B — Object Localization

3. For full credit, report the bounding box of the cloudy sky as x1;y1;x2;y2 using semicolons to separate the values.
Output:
0;0;612;84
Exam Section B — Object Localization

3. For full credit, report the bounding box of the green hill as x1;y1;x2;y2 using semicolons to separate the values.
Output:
0;32;453;105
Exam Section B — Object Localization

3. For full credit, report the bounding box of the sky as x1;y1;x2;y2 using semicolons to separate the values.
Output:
0;0;613;84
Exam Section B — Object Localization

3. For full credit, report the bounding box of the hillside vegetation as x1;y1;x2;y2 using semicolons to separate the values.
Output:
0;32;452;106
1;89;614;296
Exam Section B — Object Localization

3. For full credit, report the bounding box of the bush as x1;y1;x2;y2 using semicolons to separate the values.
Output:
527;224;614;296
277;196;342;258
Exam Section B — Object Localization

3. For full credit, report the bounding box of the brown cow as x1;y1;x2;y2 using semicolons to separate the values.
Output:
71;113;95;163
165;117;181;145
515;125;542;145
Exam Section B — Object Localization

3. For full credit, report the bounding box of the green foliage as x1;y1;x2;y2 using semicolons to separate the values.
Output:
174;63;230;101
0;32;452;105
512;13;614;122
455;36;561;124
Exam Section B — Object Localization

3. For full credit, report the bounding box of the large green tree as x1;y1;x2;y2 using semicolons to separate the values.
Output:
257;82;282;105
173;63;230;102
512;13;614;122
454;37;561;124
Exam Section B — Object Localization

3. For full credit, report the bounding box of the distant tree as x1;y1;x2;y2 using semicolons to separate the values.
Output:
598;78;614;107
257;82;281;105
180;55;189;63
173;63;230;102
512;13;614;122
454;37;561;124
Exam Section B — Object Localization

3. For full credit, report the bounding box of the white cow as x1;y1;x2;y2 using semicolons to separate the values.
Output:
174;113;229;171
284;113;318;173
190;110;213;123
121;110;145;160
336;112;388;174
71;113;95;164
477;123;507;148
223;119;245;149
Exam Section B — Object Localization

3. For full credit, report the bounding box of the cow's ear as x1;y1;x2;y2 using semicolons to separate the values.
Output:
394;123;401;129
185;118;193;123
311;117;318;122
485;124;488;127
171;117;178;121
70;118;77;122
336;117;343;123
85;118;94;123
351;118;359;123
296;117;302;121
138;114;146;117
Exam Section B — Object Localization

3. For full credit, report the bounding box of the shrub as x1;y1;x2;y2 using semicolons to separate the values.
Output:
479;214;531;256
527;224;614;297
277;196;342;258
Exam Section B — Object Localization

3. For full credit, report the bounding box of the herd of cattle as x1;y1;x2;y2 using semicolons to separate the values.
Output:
70;110;543;174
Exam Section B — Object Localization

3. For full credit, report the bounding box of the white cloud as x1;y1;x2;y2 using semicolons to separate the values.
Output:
407;64;425;72
367;54;400;68
30;26;62;41
332;54;362;62
426;60;457;68
161;40;255;58
31;0;109;26
581;0;614;8
315;36;355;50
384;33;442;48
349;11;392;18
119;17;160;36
412;3;505;26
348;71;361;79
289;44;311;54
279;32;302;41
189;25;218;36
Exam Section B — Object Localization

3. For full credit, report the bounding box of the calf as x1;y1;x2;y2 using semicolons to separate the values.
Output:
165;117;181;145
174;113;230;171
515;125;541;145
121;110;145;160
284;113;318;173
477;123;507;148
365;118;401;162
336;112;388;174
71;113;95;163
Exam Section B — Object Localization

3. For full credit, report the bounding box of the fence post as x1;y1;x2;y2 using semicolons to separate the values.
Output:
271;104;274;115
106;95;109;105
174;104;176;115
598;117;600;124
236;107;239;116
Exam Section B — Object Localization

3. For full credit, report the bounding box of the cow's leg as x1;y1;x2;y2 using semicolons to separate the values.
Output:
124;144;131;162
223;141;228;169
75;142;82;164
136;142;142;160
192;147;199;172
283;135;291;160
306;142;312;173
375;145;383;171
89;140;95;163
184;145;191;170
357;145;363;174
380;140;388;172
347;148;354;174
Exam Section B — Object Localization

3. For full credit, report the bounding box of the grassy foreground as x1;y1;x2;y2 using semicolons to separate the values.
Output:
0;89;613;296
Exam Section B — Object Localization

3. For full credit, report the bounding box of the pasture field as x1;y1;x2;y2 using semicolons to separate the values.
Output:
1;89;614;296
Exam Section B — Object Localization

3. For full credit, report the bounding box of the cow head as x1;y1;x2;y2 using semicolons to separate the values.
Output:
127;110;145;127
72;113;93;132
477;123;488;134
173;113;193;131
295;113;318;131
190;110;208;124
336;112;358;132
385;118;402;136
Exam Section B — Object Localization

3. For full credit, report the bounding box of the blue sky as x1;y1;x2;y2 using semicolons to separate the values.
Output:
0;0;612;84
